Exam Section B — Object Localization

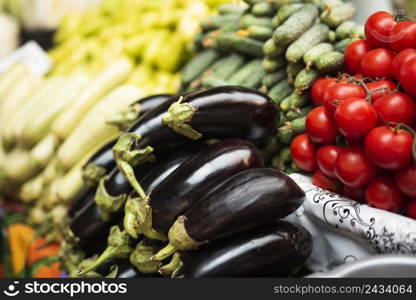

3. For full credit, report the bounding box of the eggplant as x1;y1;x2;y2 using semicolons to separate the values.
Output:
178;221;312;278
124;139;264;241
153;168;305;260
113;86;277;201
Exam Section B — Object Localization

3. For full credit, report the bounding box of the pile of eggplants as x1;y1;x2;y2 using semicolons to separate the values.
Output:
62;86;312;278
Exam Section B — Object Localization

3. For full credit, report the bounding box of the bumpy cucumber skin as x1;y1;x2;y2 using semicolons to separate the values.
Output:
262;71;287;89
210;54;246;80
277;4;304;23
240;14;273;29
294;68;319;91
202;77;230;88
217;33;264;58
335;20;357;40
252;2;276;17
321;3;356;28
334;37;359;53
315;51;344;73
271;0;303;9
285;23;330;63
201;15;240;32
218;4;247;15
288;92;309;108
305;0;343;10
229;59;263;85
303;42;334;68
286;62;304;83
262;56;286;73
246;25;274;41
263;39;285;58
268;79;294;105
181;50;220;84
272;4;319;46
271;15;280;29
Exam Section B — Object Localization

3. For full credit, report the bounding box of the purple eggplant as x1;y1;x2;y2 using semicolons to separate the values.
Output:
123;139;264;241
177;221;312;278
153;168;305;260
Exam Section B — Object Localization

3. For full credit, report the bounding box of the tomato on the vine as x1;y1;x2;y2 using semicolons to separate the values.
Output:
392;49;416;81
390;21;416;53
312;169;342;193
317;145;341;179
364;126;413;170
344;40;373;74
365;175;407;212
395;165;416;198
366;80;397;102
334;97;378;140
361;48;395;79
399;56;416;98
323;82;366;104
342;185;366;203
364;11;396;48
406;200;416;220
290;134;318;172
335;147;377;188
311;77;337;106
373;92;416;126
306;107;339;144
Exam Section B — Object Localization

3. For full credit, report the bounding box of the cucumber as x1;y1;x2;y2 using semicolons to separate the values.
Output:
288;92;309;108
285;23;330;63
270;0;302;9
277;124;295;144
218;4;247;15
352;25;365;39
216;33;264;57
267;79;294;105
286;62;304;84
286;106;312;120
277;4;304;23
315;51;344;73
229;59;263;85
321;3;357;28
240;14;273;29
201;15;240;32
239;62;266;88
305;0;343;10
294;68;319;91
262;56;286;73
272;4;319;46
335;20;357;40
243;0;263;6
252;2;275;17
279;96;291;111
244;25;274;41
303;43;334;69
181;50;220;85
328;30;337;42
263;39;285;58
210;54;246;80
261;70;287;89
272;14;280;29
291;116;307;133
334;37;359;53
202;77;231;88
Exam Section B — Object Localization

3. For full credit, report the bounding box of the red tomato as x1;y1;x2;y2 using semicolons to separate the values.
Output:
364;126;414;170
373;92;416;126
344;40;373;74
361;49;395;79
390;21;416;53
334;97;378;140
290;134;318;172
312;169;342;193
335;147;377;188
365;175;407;212
366;80;397;102
399;56;416;98
395;165;416;198
311;77;337;106
393;49;416;81
323;82;366;104
317;145;341;179
364;11;396;48
342;185;366;203
406;200;416;220
306;107;339;144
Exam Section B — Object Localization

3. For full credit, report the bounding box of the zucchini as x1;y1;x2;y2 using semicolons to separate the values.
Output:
294;68;319;91
263;39;285;58
272;4;319;46
240;25;273;41
321;3;356;28
201;15;240;32
286;62;304;84
252;2;275;17
286;23;330;63
267;79;294;105
239;14;273;29
315;51;344;73
262;56;286;73
218;4;247;15
277;4;304;23
335;20;357;40
261;70;287;89
209;54;246;80
334;37;359;53
303;43;334;69
217;33;264;57
181;50;220;85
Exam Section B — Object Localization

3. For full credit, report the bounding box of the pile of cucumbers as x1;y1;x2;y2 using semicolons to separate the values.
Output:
180;0;364;172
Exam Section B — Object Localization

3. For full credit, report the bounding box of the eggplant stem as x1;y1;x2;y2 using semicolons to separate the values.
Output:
106;103;141;131
159;253;182;277
95;176;127;221
105;265;119;278
151;243;178;261
162;96;202;140
130;242;161;274
82;163;107;187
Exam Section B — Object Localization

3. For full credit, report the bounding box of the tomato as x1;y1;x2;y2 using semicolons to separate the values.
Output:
365;175;407;212
342;185;366;203
406;200;416;220
393;49;416;81
317;145;341;179
312;169;342;193
290;134;318;172
364;11;396;48
306;107;339;144
311;77;337;106
323;82;366;104
361;49;395;79
366;80;397;102
399;56;416;98
335;147;377;188
344;40;373;74
334;97;378;140
390;21;416;53
395;165;416;198
373;92;416;126
364;126;414;170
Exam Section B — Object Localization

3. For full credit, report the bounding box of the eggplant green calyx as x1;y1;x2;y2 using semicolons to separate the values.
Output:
107;103;141;131
71;256;102;278
76;226;132;277
95;176;127;221
82;163;107;187
159;253;183;277
162;96;202;140
60;242;85;275
105;265;119;278
152;216;207;261
130;242;162;274
113;133;154;199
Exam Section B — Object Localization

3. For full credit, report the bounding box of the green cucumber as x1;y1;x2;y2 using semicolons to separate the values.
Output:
303;42;334;69
201;15;240;32
352;25;365;39
268;79;294;105
243;0;263;6
271;14;280;29
334;37;359;53
240;14;273;29
286;106;313;120
263;39;285;58
270;0;302;9
288;92;309;108
279;96;291;111
294;68;319;91
216;33;264;57
285;23;330;63
315;51;344;73
262;56;286;73
328;30;337;42
229;59;263;85
210;53;246;80
261;70;287;89
239;60;266;88
245;25;274;41
252;2;275;17
202;76;230;88
321;3;356;28
286;61;304;84
277;4;304;23
291;116;307;133
335;20;358;40
218;4;247;15
272;4;319;46
277;124;295;144
181;49;220;85
305;0;342;10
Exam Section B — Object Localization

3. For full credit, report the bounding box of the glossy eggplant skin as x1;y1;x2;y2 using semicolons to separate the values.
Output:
180;221;312;278
134;94;173;115
183;168;305;243
147;139;264;235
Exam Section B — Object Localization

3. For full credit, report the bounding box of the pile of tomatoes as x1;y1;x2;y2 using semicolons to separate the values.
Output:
290;11;416;220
